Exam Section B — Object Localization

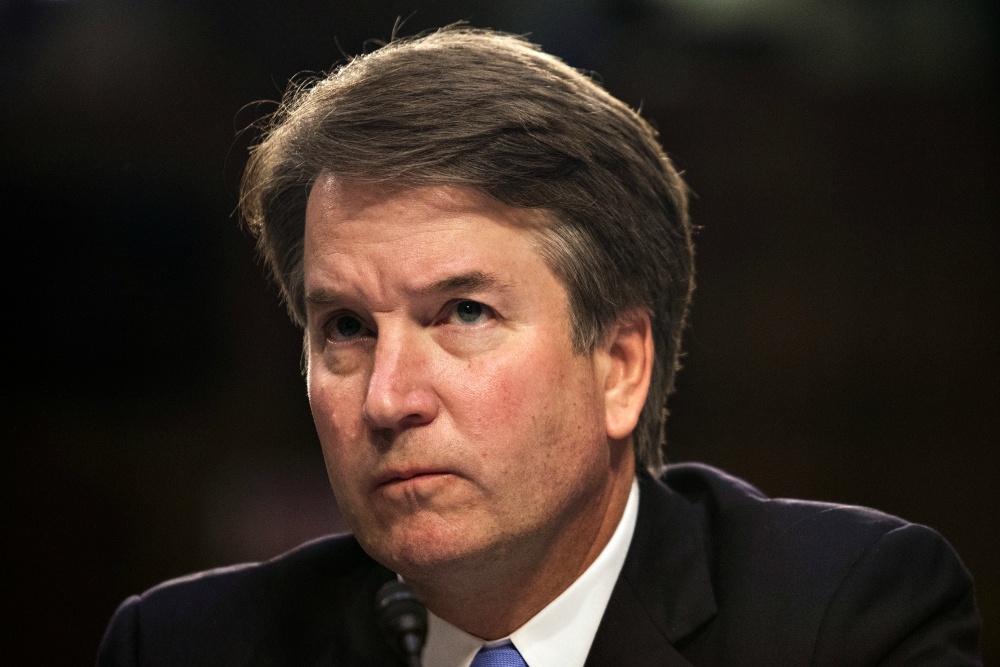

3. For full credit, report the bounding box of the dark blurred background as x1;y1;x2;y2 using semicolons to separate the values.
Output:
2;0;996;663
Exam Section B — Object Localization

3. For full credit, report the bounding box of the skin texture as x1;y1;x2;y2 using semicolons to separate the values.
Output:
303;177;653;638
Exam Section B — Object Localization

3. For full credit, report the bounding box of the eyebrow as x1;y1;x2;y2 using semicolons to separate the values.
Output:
304;271;509;308
305;288;344;308
422;271;506;296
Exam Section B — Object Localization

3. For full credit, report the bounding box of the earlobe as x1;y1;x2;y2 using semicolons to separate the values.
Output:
604;310;654;441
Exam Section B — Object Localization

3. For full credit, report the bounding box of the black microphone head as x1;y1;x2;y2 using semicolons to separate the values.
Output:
376;580;427;665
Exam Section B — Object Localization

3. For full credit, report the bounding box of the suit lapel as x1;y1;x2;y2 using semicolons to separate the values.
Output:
584;472;717;667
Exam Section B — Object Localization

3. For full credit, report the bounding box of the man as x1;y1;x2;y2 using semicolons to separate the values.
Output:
98;27;981;666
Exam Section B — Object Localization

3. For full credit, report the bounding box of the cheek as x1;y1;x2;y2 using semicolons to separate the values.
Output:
446;345;592;455
449;355;535;431
309;376;372;530
308;370;368;465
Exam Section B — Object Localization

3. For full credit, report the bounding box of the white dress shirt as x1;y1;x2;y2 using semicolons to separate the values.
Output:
419;477;640;667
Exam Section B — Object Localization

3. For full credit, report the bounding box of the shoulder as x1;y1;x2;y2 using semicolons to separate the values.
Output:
137;531;379;610
660;462;976;573
662;461;915;560
657;463;981;666
97;534;397;667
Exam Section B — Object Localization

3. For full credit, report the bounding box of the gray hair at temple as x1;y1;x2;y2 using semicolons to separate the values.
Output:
240;26;695;474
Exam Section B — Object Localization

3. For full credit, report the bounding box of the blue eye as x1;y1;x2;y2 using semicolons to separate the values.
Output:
455;301;484;324
334;315;363;339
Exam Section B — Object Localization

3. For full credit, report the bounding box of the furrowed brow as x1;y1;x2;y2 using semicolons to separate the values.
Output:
302;271;509;309
304;288;347;308
421;271;507;296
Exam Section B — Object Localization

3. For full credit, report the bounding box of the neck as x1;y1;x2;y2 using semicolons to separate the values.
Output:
410;445;636;640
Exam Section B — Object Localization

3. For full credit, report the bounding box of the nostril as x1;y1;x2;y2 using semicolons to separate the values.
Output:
361;394;397;430
398;412;433;429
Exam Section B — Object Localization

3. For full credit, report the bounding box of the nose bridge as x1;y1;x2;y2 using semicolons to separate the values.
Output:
363;317;435;430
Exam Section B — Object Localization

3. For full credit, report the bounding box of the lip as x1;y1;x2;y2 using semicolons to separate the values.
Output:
372;467;455;490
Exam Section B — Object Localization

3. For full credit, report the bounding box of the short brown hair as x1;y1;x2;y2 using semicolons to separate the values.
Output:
240;27;695;473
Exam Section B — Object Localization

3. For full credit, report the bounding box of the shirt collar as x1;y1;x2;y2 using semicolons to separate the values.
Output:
421;477;640;667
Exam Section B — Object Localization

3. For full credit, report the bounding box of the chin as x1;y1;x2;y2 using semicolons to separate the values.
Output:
363;513;493;576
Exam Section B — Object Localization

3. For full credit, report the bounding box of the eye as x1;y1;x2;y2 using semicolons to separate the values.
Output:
454;300;485;324
326;314;369;341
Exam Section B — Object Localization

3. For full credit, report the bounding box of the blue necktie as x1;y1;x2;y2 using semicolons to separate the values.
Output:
469;642;528;667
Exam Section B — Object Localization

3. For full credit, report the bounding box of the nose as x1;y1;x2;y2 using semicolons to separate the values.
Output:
362;324;439;433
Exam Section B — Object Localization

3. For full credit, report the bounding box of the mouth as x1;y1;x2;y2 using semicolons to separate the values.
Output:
373;467;454;491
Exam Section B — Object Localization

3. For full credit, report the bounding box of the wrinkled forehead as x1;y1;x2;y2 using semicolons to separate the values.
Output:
301;175;574;315
305;173;552;236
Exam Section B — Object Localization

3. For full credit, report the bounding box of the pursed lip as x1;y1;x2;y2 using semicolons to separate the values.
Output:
372;466;455;490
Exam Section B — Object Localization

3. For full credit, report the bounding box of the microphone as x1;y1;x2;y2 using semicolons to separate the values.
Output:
375;580;427;667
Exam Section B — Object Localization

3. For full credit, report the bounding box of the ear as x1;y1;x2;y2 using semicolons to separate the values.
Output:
602;310;654;441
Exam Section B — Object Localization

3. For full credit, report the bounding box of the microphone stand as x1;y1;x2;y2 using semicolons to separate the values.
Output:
376;580;427;667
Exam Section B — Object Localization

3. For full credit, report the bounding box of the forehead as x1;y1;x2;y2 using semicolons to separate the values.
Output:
302;176;557;302
305;175;545;233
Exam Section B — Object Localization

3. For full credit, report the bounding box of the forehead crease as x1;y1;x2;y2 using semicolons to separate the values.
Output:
305;268;509;305
394;272;509;307
308;178;551;233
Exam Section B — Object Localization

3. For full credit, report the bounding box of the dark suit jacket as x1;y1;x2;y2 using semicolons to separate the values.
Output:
98;463;982;666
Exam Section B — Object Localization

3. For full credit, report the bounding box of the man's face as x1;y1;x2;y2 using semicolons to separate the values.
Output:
303;178;621;577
